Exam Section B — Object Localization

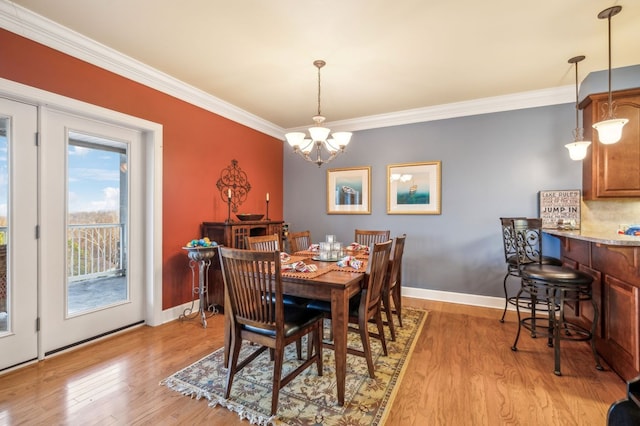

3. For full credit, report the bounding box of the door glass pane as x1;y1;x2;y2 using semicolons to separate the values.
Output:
0;118;8;332
67;132;128;316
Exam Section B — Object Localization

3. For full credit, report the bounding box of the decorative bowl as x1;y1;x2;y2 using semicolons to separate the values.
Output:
182;246;218;261
236;213;264;221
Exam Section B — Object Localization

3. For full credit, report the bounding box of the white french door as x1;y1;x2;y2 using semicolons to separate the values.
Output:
0;97;39;370
40;109;146;355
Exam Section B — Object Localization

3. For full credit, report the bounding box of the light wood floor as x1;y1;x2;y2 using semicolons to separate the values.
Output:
0;298;626;425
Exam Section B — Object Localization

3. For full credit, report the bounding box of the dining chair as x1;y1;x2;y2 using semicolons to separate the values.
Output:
245;234;280;251
354;229;390;247
288;230;312;254
307;239;392;378
246;232;309;313
382;234;406;341
218;247;324;415
499;217;561;322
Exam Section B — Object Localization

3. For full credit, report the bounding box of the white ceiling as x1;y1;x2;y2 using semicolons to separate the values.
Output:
5;0;640;131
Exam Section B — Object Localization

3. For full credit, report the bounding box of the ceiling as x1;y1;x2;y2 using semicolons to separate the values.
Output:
6;0;640;131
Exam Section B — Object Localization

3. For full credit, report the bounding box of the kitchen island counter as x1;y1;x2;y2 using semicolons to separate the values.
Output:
544;228;640;246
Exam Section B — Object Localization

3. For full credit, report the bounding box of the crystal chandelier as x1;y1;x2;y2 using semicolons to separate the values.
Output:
564;55;591;161
285;60;352;167
592;6;628;144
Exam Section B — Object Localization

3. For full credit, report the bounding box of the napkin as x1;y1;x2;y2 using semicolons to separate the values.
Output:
280;252;291;263
308;244;320;252
337;256;363;269
282;261;318;273
348;242;369;253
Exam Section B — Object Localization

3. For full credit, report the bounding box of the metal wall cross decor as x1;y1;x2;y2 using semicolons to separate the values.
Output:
216;159;251;213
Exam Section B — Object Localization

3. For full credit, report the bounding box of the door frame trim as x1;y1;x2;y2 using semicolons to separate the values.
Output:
0;77;164;332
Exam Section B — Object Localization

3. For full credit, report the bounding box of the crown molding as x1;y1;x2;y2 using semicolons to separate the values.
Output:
0;0;573;139
290;85;574;133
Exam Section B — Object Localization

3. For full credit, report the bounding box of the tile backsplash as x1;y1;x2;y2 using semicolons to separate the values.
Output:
582;199;640;232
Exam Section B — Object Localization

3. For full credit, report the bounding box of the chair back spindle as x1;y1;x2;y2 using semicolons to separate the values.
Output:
288;230;312;253
245;234;280;252
355;229;390;247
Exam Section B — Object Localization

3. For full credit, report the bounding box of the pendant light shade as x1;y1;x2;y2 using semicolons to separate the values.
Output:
564;55;591;161
592;6;628;145
566;141;592;161
593;118;628;144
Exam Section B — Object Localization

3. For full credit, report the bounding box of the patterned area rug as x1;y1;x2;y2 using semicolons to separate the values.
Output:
161;308;427;425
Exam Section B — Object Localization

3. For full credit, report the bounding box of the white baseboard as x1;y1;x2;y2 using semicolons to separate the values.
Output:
160;300;222;324
402;286;508;311
158;288;509;326
161;300;202;324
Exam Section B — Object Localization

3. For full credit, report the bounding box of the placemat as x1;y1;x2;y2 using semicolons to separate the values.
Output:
281;267;331;280
329;260;368;273
281;255;308;265
292;250;318;258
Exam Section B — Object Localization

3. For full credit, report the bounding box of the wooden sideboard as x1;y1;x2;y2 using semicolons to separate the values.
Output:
548;231;640;380
200;220;284;310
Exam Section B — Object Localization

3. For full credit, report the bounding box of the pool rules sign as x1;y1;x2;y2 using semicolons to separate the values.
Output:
539;190;581;229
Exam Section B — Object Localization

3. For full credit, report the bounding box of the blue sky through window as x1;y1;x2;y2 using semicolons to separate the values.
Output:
68;144;121;214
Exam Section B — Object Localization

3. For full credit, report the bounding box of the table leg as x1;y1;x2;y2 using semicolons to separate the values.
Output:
331;288;349;406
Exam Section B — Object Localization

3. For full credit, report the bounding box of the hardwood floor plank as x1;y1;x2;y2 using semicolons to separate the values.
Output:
0;298;626;425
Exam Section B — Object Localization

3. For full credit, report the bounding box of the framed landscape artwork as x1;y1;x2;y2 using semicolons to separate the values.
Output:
387;161;441;214
326;166;371;214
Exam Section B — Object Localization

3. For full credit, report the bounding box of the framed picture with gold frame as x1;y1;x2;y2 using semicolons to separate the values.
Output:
327;166;371;214
387;161;441;214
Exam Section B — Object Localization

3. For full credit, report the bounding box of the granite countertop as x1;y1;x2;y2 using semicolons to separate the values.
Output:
544;228;640;246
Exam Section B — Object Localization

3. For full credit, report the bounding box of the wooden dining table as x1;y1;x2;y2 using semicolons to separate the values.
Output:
222;252;367;406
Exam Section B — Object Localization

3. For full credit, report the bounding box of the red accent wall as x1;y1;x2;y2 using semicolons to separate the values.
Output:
0;29;284;310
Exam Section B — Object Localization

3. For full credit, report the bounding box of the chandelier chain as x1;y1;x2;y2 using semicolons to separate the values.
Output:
315;60;324;117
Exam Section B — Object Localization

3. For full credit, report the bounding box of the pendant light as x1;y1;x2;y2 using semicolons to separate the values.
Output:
565;55;591;161
592;5;628;144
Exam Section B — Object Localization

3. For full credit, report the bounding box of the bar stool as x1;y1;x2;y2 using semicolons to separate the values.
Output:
509;218;603;376
499;217;562;323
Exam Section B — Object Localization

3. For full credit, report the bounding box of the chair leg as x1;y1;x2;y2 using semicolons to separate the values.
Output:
382;289;396;341
224;331;243;399
500;271;511;323
393;275;403;328
296;339;302;360
554;289;562;376
359;314;376;378
375;310;388;356
314;323;323;376
511;288;524;352
271;343;285;415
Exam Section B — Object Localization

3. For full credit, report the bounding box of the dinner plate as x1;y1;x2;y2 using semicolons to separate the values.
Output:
312;256;339;262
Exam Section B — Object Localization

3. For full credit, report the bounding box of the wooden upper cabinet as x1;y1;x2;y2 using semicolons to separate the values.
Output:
581;88;640;200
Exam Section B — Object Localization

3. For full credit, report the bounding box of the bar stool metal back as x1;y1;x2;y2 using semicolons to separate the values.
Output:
499;217;562;322
509;218;604;376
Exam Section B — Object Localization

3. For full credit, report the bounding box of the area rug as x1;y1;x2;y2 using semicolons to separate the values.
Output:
161;307;427;425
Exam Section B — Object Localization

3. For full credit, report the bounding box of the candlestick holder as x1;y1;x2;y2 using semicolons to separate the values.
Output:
265;200;270;221
226;197;232;223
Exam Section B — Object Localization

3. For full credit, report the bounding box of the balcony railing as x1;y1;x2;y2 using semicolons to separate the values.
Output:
0;224;124;283
67;223;125;281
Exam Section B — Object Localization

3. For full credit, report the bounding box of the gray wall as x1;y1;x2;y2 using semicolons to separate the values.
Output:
284;102;581;298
